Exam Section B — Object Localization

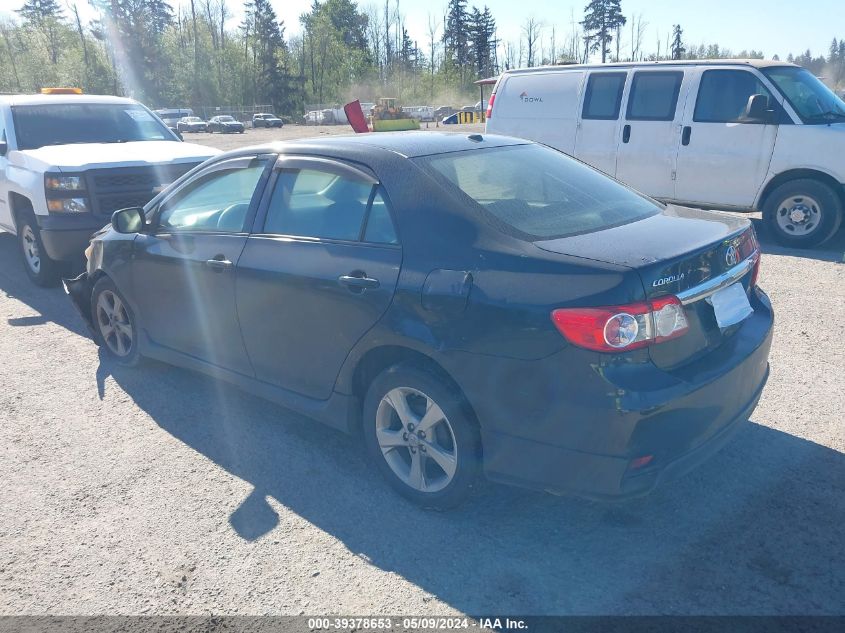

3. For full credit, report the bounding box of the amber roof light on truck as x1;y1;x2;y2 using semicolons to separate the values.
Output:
40;87;83;95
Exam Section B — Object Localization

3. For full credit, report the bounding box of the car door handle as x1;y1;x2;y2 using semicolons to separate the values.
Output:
205;257;233;272
682;125;692;146
622;124;631;143
338;273;380;291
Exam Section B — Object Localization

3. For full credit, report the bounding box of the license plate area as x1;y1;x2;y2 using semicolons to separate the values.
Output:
706;282;753;329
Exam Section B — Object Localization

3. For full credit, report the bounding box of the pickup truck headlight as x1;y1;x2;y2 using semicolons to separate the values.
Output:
47;197;89;213
45;175;85;191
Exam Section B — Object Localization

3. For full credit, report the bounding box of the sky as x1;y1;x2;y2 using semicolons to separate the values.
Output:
2;0;841;62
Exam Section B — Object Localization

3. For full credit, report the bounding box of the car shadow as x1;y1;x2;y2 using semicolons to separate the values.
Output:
93;351;845;615
0;233;88;337
750;216;845;263
0;229;842;614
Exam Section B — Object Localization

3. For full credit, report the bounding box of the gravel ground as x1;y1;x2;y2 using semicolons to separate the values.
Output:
0;126;843;616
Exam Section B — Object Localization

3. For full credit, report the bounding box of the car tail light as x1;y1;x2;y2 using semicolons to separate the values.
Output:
551;296;689;353
737;227;761;288
486;92;496;119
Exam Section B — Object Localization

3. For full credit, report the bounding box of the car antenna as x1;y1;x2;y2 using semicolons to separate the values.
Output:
468;134;484;142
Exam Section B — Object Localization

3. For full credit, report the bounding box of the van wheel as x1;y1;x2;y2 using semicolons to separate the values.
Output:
17;214;61;287
363;364;481;509
91;276;142;367
763;179;843;248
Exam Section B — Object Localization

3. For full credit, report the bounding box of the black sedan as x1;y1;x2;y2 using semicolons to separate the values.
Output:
64;133;773;509
207;115;245;133
253;113;284;128
176;116;207;133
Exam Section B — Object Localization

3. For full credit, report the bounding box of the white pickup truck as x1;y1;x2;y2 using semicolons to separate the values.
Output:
0;91;219;285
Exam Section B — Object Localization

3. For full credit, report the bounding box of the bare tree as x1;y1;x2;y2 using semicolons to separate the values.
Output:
522;17;542;67
427;13;439;98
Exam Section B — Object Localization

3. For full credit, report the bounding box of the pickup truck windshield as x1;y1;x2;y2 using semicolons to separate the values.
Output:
762;66;845;124
11;103;176;150
416;144;660;240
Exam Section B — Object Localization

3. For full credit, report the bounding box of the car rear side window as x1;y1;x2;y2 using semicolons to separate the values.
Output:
626;71;683;121
418;144;659;240
263;168;397;244
582;72;627;120
694;69;776;123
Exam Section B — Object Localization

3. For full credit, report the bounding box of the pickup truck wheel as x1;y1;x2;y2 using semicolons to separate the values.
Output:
18;217;61;287
763;179;843;248
91;277;142;366
363;364;481;509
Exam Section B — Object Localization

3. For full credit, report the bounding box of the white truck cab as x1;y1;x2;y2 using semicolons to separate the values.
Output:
0;91;219;285
486;59;845;248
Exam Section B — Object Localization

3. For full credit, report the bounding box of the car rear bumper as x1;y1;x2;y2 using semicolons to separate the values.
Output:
460;287;774;498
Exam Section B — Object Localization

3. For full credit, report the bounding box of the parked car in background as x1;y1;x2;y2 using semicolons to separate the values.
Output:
176;116;207;133
434;106;456;120
154;108;193;132
486;59;845;248
303;110;324;125
65;133;771;509
0;90;218;286
207;115;245;134
252;113;283;128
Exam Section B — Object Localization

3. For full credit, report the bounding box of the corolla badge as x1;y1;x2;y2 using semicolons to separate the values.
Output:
653;273;685;287
725;244;740;267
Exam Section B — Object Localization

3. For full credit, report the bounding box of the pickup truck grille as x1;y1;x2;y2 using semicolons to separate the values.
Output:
85;163;199;217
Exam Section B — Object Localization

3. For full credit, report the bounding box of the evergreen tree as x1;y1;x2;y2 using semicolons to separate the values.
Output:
670;24;685;60
581;0;626;63
443;0;470;84
16;0;65;65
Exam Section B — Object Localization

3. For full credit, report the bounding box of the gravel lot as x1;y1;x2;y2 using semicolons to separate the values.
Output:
0;125;843;616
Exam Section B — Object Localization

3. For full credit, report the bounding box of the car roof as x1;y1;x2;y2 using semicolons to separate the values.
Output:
215;132;528;160
0;93;140;107
502;58;797;77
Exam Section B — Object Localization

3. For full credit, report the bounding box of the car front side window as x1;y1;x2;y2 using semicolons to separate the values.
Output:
156;157;269;233
694;69;777;123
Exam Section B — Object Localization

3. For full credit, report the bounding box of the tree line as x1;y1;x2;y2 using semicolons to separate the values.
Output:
1;0;843;118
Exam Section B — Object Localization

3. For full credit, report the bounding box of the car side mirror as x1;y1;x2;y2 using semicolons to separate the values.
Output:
111;207;146;234
0;140;7;156
175;130;184;141
744;94;774;123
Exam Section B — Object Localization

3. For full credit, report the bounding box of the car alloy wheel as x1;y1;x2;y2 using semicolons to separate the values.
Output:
95;289;134;357
375;386;458;493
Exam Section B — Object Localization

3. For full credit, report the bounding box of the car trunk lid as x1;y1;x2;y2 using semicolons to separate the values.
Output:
536;206;759;368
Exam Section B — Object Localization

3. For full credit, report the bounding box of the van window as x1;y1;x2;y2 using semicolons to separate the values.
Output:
626;71;683;121
582;73;626;120
694;69;776;123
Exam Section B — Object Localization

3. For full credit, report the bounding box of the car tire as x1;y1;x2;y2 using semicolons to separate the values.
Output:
90;276;142;367
17;213;61;287
763;179;843;248
363;363;481;509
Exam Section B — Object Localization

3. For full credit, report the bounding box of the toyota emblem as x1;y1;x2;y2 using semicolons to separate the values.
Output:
725;244;740;267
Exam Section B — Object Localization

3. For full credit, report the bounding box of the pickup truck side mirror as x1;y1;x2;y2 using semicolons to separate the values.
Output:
0;140;7;156
111;207;146;234
743;94;775;123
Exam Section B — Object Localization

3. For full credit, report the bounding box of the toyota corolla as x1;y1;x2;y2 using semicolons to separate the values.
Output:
64;133;773;509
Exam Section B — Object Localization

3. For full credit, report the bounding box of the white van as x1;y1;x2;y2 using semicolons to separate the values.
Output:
486;60;845;247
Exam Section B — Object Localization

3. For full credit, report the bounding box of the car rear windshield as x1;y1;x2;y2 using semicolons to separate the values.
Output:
416;144;660;240
11;103;175;150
